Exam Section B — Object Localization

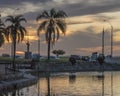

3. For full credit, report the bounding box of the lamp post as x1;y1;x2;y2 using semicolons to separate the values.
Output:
37;34;40;96
104;20;113;57
38;34;40;60
102;28;105;55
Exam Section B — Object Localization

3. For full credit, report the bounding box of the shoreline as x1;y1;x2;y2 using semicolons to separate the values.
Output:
36;61;120;72
0;73;37;93
1;61;120;93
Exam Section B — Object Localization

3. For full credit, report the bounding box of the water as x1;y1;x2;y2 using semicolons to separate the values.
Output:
1;71;120;96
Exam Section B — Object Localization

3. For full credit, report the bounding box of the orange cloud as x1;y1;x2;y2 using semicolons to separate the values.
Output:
76;47;102;53
16;51;24;55
113;32;120;42
24;36;39;41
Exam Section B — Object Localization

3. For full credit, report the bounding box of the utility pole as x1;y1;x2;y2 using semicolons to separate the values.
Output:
104;20;113;57
110;25;113;57
38;35;40;58
102;28;105;55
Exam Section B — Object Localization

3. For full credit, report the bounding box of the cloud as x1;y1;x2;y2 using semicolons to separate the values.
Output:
75;45;120;56
114;32;120;42
75;47;102;53
16;51;24;55
1;0;120;17
0;0;120;56
24;36;38;41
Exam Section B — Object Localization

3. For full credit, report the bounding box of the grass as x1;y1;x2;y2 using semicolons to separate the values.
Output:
0;56;31;64
0;56;70;64
39;56;69;63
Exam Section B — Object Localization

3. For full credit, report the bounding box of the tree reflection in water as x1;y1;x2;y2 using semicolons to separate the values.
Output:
45;72;58;96
111;72;113;96
46;72;50;96
69;73;76;84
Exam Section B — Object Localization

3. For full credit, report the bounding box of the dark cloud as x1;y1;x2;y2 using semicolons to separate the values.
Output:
62;2;120;17
0;0;120;56
0;0;48;5
1;0;120;17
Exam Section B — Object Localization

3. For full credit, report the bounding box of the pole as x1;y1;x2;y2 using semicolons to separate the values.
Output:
102;28;105;55
38;35;40;59
102;70;104;96
47;73;50;96
111;25;113;57
111;72;113;96
104;20;113;57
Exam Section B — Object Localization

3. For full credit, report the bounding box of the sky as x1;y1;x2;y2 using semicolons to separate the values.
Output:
0;0;120;56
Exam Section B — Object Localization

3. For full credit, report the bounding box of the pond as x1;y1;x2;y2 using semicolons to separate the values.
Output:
1;71;120;96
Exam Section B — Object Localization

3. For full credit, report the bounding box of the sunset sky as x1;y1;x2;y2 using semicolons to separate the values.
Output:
0;0;120;56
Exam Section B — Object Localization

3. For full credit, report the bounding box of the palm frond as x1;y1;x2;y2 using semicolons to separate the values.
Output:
19;28;26;41
37;21;48;36
0;32;4;47
18;18;27;23
51;27;56;46
37;10;50;21
5;16;14;23
56;20;66;34
42;10;50;18
54;10;67;18
50;8;56;17
5;15;27;43
56;27;60;40
15;15;23;21
16;32;20;43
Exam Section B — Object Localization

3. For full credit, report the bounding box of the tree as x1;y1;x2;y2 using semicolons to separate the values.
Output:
0;15;5;47
52;49;65;57
36;8;67;60
5;15;27;70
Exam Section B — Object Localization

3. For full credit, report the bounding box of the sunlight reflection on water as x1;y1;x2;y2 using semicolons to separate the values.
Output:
2;71;120;96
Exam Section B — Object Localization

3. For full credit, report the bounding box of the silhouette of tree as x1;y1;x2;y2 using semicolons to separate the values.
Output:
36;8;67;60
52;49;65;57
0;15;6;47
5;15;27;70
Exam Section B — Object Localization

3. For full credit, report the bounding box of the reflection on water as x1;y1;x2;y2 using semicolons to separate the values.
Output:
69;73;76;84
1;71;120;96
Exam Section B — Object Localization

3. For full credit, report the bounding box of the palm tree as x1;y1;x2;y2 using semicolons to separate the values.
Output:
0;15;5;47
5;15;27;70
36;8;67;60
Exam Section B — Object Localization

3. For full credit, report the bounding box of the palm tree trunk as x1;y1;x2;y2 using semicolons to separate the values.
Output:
13;37;16;72
48;32;51;60
11;42;14;57
47;73;50;96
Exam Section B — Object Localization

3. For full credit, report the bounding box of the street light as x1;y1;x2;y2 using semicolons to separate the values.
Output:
102;28;105;55
104;20;113;57
38;34;40;59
